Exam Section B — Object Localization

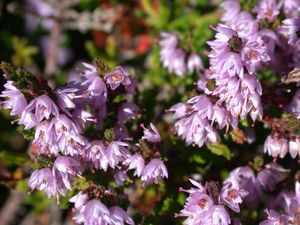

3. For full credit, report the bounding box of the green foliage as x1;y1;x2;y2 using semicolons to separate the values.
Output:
189;151;206;164
286;116;300;131
240;0;257;11
0;62;38;89
249;155;264;172
104;128;116;141
142;0;171;29
16;179;53;215
0;150;29;167
93;58;112;77
207;143;233;160
17;125;34;140
11;36;38;66
85;41;101;59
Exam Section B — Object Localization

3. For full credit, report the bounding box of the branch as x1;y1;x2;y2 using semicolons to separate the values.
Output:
44;18;62;77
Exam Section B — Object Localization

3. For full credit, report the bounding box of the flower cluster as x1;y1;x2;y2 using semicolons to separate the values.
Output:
0;61;168;224
177;179;247;225
224;163;289;207
168;0;300;156
159;32;203;76
169;95;237;148
178;162;289;225
260;181;300;225
70;190;134;225
264;134;300;159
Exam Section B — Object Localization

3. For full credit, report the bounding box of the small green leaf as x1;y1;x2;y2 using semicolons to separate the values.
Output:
17;125;34;140
104;128;115;141
286;117;300;131
249;155;264;172
93;58;112;76
189;152;206;164
158;197;174;214
60;189;76;209
208;143;233;160
0;150;29;167
11;36;38;66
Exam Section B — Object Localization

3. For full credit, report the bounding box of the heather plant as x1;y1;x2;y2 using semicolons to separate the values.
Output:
0;1;299;225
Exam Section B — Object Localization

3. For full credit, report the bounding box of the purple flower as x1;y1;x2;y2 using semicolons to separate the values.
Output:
257;163;289;191
189;95;213;119
87;141;109;171
220;181;248;213
53;156;83;190
178;180;214;225
19;110;38;129
285;89;300;118
113;171;129;186
205;125;221;145
123;153;145;177
259;209;289;225
141;158;168;184
179;193;214;225
242;41;270;74
283;0;300;18
109;206;134;225
221;0;241;23
69;191;88;209
106;141;131;169
114;122;129;140
25;0;54;32
0;81;27;116
210;105;236;129
29;95;59;121
20;95;59;129
58;132;87;156
280;18;300;45
197;205;231;225
288;198;300;219
159;32;178;50
159;32;187;76
167;48;187;76
230;12;259;39
33;120;57;155
296;181;300;199
254;0;281;23
53;114;82;138
212;73;263;121
141;123;161;143
72;109;96;127
56;87;78;110
73;199;111;225
264;135;289;158
169;102;194;119
170;96;227;148
225;166;262;207
289;137;300;158
80;63;107;105
118;102;141;121
187;53;203;73
28;168;57;198
104;66;132;90
185;179;207;193
178;179;235;225
174;114;207;147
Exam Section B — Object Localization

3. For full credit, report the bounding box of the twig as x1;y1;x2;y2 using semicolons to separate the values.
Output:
0;190;23;225
44;17;62;77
